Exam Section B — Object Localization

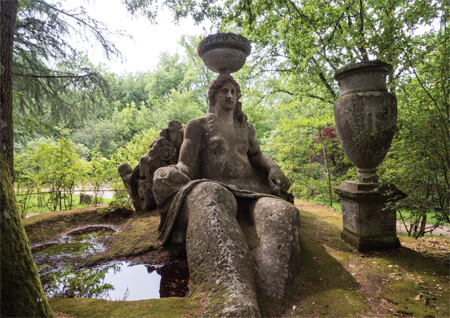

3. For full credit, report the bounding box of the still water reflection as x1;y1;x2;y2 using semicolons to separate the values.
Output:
42;260;190;300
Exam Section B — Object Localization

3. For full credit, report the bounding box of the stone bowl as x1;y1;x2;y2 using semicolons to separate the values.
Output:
197;33;251;74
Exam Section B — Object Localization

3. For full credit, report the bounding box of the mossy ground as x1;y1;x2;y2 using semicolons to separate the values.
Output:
276;200;450;318
49;297;202;318
25;201;449;317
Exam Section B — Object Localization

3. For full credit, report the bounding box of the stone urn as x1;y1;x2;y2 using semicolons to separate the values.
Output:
197;33;251;75
334;60;397;182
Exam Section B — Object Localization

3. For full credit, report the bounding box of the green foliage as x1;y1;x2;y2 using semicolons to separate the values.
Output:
15;192;111;216
151;89;205;125
13;0;121;143
261;85;353;206
68;39;209;158
45;264;115;298
106;127;159;198
15;137;91;212
380;24;449;237
110;72;152;110
88;152;110;204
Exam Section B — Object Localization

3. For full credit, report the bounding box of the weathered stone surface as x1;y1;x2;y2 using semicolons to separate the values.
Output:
333;60;405;252
121;34;301;316
184;182;260;317
118;120;184;212
335;181;405;252
198;33;251;75
152;74;301;316
252;197;301;299
334;92;397;176
334;60;397;183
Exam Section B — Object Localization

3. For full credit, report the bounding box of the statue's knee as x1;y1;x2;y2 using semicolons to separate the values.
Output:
283;203;300;227
185;182;237;218
254;197;300;228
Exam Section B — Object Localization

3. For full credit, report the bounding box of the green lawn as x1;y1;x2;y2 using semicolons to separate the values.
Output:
16;191;112;216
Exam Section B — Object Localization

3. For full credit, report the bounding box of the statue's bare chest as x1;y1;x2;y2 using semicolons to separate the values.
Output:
204;125;249;157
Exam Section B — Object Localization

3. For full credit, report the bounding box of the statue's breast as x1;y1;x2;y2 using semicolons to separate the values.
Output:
208;135;228;155
236;140;249;155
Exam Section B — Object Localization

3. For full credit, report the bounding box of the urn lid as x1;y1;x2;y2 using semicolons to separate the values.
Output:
334;60;393;95
334;60;392;81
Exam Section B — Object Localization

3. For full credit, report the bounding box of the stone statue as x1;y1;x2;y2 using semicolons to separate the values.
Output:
119;33;301;316
118;120;184;211
152;74;301;317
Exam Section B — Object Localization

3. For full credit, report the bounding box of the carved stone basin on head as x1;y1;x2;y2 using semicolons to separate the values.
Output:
197;33;251;74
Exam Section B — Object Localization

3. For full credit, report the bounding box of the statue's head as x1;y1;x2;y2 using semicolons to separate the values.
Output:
207;75;246;124
207;75;241;113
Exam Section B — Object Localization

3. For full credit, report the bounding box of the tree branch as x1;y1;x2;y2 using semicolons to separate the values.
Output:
35;0;119;58
13;72;95;79
358;0;369;61
273;89;334;104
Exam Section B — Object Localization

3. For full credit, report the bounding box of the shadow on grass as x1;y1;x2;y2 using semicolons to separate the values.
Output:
267;209;371;317
363;246;448;277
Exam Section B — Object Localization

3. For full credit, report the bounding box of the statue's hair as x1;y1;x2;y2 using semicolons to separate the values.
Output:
207;75;246;125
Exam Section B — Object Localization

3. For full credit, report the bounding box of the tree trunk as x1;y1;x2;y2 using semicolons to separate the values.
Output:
1;155;53;317
0;0;17;181
1;1;53;316
320;137;333;207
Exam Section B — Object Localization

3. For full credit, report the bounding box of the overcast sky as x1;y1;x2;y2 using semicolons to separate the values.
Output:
70;0;212;74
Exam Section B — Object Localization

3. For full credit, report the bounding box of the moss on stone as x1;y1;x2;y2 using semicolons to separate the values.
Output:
1;155;53;317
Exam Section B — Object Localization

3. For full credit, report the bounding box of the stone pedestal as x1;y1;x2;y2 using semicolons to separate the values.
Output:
334;181;404;252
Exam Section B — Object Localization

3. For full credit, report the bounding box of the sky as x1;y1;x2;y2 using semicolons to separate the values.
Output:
69;0;212;74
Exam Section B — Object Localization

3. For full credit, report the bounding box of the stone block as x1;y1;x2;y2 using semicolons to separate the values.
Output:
334;181;404;252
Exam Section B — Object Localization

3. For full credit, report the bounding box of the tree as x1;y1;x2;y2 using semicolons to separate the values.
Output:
13;0;124;146
380;21;449;236
0;0;119;314
1;0;19;179
1;154;53;317
127;0;448;235
1;1;50;315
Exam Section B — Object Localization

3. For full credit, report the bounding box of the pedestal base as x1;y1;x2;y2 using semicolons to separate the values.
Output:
334;181;404;252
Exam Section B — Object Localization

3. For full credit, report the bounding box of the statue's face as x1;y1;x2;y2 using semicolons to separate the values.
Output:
214;82;237;112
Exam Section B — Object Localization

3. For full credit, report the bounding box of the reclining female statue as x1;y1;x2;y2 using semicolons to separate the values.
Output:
153;74;300;317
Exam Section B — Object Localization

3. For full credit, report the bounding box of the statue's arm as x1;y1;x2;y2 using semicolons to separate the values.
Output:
175;118;203;180
247;123;291;194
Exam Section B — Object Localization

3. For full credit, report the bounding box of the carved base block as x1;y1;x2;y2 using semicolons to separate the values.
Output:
334;181;404;252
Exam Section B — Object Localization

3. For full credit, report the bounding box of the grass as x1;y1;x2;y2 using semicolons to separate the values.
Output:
283;200;450;318
397;210;450;226
16;191;112;216
49;297;202;318
25;201;449;317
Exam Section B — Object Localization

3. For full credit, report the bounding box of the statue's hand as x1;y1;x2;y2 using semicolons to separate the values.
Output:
268;168;290;196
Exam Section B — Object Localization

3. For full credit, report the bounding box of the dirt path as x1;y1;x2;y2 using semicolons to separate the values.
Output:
397;221;450;237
